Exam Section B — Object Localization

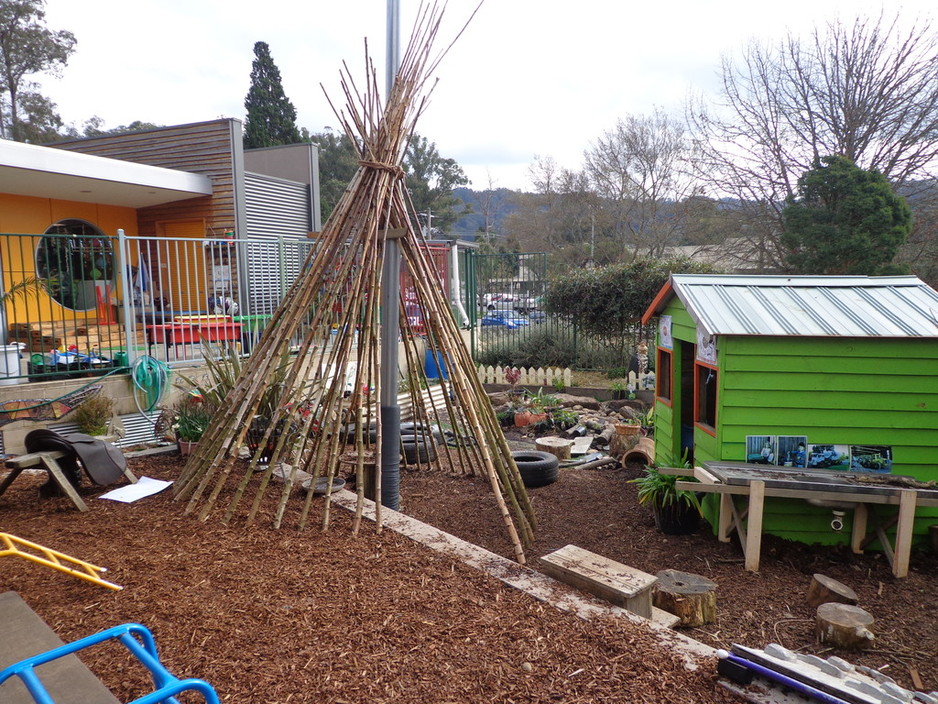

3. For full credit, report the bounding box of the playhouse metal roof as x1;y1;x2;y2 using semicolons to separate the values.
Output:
642;274;938;338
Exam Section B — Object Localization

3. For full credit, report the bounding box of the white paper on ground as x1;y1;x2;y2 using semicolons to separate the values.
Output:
98;476;173;503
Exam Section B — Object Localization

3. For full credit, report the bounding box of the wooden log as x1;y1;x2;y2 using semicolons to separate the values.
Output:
806;573;858;608
816;602;874;649
535;436;572;461
652;569;717;627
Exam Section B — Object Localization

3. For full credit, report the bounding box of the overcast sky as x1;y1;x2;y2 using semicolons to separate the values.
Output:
36;1;935;191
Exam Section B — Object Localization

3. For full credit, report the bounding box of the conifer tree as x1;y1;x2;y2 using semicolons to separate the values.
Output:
243;41;301;149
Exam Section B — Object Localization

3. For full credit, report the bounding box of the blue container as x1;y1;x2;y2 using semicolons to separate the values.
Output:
424;349;449;380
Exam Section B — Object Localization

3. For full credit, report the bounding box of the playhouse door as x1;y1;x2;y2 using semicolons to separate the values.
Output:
677;340;696;464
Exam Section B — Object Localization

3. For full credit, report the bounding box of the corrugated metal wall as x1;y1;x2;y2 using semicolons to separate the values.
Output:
243;172;313;313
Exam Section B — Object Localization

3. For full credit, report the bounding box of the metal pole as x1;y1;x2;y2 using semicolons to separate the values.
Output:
379;0;402;510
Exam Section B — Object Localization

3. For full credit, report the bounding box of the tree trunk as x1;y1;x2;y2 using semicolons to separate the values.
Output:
652;569;717;627
806;573;858;609
535;436;572;461
815;603;874;650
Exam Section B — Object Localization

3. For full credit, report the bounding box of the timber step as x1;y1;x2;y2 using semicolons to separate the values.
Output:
539;544;666;622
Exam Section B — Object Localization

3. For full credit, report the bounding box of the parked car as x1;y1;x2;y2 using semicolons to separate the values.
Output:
483;292;540;315
480;311;530;329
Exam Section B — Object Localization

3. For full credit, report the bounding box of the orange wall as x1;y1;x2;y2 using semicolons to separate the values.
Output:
0;193;139;323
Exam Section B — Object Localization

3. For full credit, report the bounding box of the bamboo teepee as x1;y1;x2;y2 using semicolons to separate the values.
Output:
173;4;535;562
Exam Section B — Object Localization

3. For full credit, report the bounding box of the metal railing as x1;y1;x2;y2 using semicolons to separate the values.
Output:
0;231;317;384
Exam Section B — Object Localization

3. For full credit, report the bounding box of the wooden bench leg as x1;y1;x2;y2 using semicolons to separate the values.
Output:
40;454;89;512
0;467;25;498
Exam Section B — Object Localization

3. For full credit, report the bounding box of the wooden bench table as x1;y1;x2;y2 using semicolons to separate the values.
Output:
0;443;137;512
663;462;938;578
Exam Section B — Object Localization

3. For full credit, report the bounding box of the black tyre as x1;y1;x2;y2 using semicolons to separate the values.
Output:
342;422;378;444
401;438;437;465
512;450;559;487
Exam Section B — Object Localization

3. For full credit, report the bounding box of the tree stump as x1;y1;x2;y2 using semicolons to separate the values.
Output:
652;569;717;627
806;573;858;608
816;602;874;650
535;436;573;461
609;431;639;458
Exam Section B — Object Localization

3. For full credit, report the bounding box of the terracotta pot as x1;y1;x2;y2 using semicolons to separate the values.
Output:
177;440;198;456
514;412;548;428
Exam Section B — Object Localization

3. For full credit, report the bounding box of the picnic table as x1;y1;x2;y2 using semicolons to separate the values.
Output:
145;318;241;356
661;461;938;578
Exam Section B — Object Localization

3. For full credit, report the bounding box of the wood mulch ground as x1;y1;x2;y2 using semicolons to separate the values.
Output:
1;444;935;702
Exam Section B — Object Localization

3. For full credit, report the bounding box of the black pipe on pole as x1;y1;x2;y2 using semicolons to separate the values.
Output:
379;0;402;510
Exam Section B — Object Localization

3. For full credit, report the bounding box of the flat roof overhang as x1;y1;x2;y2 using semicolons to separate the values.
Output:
0;139;214;208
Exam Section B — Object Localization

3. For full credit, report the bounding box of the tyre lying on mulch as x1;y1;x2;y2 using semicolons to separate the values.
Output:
512;450;559;487
401;436;438;466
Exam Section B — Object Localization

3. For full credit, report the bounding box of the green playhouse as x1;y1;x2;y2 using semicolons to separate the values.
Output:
642;274;938;575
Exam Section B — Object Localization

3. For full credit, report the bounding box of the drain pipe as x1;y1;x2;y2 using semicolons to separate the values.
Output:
450;241;470;328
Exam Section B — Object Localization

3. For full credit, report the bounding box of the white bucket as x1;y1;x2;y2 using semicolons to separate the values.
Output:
0;344;23;385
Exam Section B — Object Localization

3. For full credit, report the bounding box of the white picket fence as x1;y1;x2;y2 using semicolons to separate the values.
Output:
476;365;573;388
476;365;656;392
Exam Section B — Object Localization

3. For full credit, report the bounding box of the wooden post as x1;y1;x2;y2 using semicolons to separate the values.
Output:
893;490;916;578
745;480;765;572
850;503;868;554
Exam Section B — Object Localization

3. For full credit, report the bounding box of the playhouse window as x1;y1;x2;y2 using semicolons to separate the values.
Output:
656;348;673;403
695;362;718;431
36;219;114;311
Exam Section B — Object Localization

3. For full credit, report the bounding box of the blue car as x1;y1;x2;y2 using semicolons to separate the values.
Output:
480;311;530;329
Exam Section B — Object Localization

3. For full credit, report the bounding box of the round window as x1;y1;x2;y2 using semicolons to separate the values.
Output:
36;220;115;311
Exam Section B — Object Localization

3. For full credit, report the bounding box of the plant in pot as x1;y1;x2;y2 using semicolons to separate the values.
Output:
171;394;213;455
73;393;114;437
513;387;556;428
630;465;702;535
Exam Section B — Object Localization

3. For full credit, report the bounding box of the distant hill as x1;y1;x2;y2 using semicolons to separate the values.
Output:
450;187;521;238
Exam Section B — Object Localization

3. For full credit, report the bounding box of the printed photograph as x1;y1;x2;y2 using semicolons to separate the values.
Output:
849;445;893;474
746;435;777;465
807;444;851;471
777;435;808;468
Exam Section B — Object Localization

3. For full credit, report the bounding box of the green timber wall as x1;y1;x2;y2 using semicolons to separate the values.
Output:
653;298;938;548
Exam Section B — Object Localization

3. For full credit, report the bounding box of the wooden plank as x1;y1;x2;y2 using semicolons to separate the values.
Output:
718;493;734;543
745;480;765;572
851;503;868;554
539;544;657;619
0;591;120;704
893;490;917;578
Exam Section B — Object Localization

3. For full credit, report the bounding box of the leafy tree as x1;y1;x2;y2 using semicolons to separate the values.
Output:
404;134;469;234
243;41;301;149
689;12;938;270
0;0;75;142
309;129;359;222
544;257;718;341
781;156;912;275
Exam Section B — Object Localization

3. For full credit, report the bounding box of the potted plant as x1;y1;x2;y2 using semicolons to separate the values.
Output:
73;393;114;437
629;465;702;535
172;394;213;455
513;387;556;428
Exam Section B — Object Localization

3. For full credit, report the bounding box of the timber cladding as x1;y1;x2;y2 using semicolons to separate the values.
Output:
52;119;239;238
